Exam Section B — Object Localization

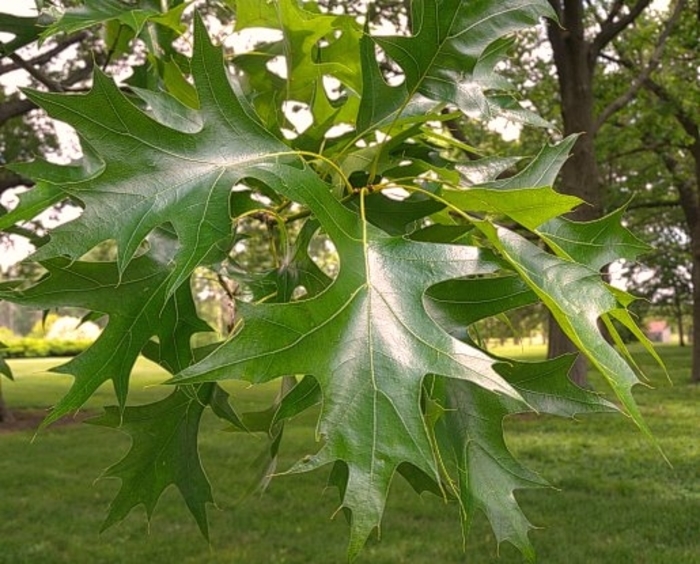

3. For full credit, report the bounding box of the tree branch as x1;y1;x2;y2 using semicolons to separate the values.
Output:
594;0;686;133
0;173;34;196
605;143;662;162
0;62;94;126
0;98;35;127
626;199;681;210
598;0;625;30
5;51;64;92
0;32;89;77
591;0;651;57
643;77;700;144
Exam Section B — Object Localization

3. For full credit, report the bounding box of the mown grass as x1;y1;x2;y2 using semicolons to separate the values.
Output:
1;346;700;563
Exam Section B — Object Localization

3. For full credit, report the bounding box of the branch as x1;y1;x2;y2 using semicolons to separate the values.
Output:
643;77;700;143
5;51;64;92
626;199;681;210
0;32;89;76
597;52;625;66
0;61;94;126
584;0;607;27
594;0;686;133
0;98;35;126
591;0;651;57
0;173;34;196
597;0;625;29
605;144;662;162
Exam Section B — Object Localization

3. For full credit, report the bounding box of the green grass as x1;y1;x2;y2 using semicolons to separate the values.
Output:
1;346;700;563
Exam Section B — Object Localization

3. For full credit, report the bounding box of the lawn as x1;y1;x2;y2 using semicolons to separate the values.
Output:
1;346;700;563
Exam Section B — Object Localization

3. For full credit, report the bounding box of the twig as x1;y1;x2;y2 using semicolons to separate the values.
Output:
5;51;64;92
594;0;686;133
0;32;89;76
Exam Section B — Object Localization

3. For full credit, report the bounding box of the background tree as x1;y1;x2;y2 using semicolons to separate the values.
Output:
624;225;693;345
510;0;686;385
633;7;700;379
589;1;700;378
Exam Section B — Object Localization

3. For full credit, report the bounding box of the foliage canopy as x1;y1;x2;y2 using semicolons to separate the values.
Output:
0;0;662;560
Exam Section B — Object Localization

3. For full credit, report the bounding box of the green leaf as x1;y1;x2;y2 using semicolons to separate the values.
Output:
23;16;290;294
348;192;445;236
445;185;581;230
480;136;578;191
41;0;185;39
231;0;362;137
0;14;41;54
228;376;302;498
171;165;522;557
456;156;523;185
273;375;321;425
435;377;546;560
2;147;105;231
432;355;615;558
359;0;556;127
237;219;332;303
536;209;664;381
129;86;203;133
444;138;582;229
160;57;199;108
538;207;652;270
90;383;223;539
425;276;538;337
0;234;210;425
0;183;64;231
479;223;654;442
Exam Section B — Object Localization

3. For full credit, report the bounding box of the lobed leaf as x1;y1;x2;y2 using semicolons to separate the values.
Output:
359;0;556;129
89;383;227;539
21;15;289;295
0;233;210;425
538;207;652;270
479;223;656;444
171;164;523;557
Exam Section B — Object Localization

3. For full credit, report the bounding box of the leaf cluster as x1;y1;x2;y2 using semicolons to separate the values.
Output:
0;0;664;560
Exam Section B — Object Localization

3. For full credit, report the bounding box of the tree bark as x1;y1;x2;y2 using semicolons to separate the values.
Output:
688;168;700;380
546;2;602;387
0;383;13;424
692;236;700;381
544;0;657;386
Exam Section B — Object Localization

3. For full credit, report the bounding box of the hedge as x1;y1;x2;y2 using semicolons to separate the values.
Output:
0;338;92;358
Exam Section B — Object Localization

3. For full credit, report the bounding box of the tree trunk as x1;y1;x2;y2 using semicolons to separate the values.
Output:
675;296;686;347
0;383;13;424
690;145;700;381
690;258;700;384
546;312;589;386
666;139;700;381
545;6;603;387
681;164;700;380
691;239;700;382
678;316;686;347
